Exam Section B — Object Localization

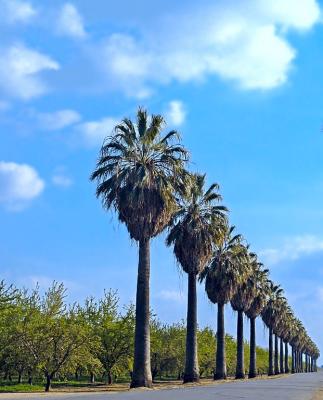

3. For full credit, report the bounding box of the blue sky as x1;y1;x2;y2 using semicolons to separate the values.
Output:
1;0;323;362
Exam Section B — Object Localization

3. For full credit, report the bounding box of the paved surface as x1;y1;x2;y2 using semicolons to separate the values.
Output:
1;372;323;400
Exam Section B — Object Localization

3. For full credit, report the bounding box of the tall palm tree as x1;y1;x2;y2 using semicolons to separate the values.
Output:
91;108;188;388
245;264;269;378
230;250;258;379
166;174;227;383
201;226;250;380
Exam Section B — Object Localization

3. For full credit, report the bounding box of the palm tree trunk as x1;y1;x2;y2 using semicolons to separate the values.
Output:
284;342;289;373
268;327;274;376
280;338;284;374
215;302;227;380
183;272;199;383
45;374;51;392
274;334;279;374
248;317;256;378
298;351;301;372
291;347;295;374
235;310;245;379
130;238;152;388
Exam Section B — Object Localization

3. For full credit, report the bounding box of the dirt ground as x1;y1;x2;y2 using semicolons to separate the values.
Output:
312;389;323;399
0;374;287;396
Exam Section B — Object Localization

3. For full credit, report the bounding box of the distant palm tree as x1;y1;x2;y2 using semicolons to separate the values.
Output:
91;108;188;388
201;226;249;380
261;283;284;376
166;174;227;383
245;264;269;378
280;309;294;374
273;297;289;375
230;251;259;379
275;303;293;374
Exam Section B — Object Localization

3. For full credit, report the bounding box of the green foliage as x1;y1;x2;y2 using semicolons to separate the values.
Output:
0;383;44;393
0;279;273;391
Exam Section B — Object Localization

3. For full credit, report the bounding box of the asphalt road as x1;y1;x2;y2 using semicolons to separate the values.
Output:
1;372;323;400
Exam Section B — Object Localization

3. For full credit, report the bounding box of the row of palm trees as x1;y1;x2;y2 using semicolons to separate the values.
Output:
91;108;319;388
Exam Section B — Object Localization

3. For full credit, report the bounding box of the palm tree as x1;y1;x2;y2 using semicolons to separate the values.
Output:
272;297;289;375
230;250;258;379
91;108;188;388
166;174;227;383
245;263;269;378
281;311;294;374
261;283;284;376
276;304;293;374
201;226;250;380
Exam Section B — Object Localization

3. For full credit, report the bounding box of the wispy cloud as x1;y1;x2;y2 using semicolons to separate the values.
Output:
0;44;59;100
259;235;323;265
52;174;73;188
157;289;185;303
57;3;87;39
95;0;321;97
0;161;45;211
37;109;81;131
1;0;36;24
77;116;119;147
166;100;186;127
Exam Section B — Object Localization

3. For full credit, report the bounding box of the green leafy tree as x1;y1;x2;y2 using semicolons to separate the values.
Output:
198;327;216;378
20;283;92;391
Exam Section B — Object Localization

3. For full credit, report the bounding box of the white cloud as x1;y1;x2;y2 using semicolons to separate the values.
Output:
166;101;186;126
98;0;321;96
256;0;321;31
1;0;36;24
57;3;86;38
52;174;73;188
157;289;185;303
259;235;323;265
77;117;119;147
37;109;81;131
0;161;45;210
0;44;59;100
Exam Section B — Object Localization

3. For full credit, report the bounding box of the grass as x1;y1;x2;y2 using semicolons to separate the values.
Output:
0;383;44;393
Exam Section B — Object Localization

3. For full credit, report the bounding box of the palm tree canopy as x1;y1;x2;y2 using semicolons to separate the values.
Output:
230;252;263;313
166;174;228;275
261;282;285;329
201;226;250;305
91;108;189;242
245;262;269;319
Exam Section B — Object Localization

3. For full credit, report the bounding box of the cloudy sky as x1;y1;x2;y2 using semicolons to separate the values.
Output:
1;0;323;362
